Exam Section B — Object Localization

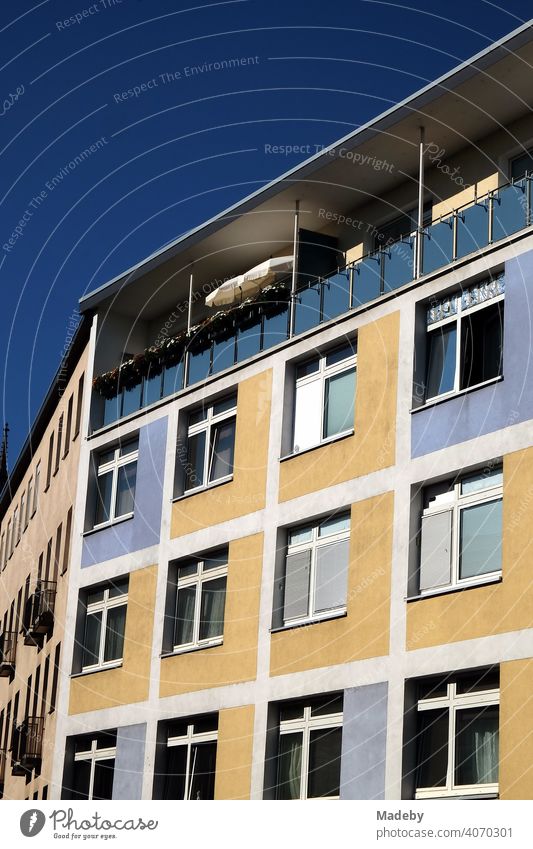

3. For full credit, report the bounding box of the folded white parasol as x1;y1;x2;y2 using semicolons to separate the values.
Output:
205;255;293;307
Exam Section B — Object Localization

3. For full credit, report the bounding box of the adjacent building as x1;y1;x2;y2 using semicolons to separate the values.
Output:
2;22;533;801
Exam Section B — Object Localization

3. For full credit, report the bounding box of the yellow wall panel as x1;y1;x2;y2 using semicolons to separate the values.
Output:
270;492;393;676
171;370;271;536
278;313;399;502
407;449;533;649
214;705;255;800
499;659;533;799
69;565;156;714
160;534;263;697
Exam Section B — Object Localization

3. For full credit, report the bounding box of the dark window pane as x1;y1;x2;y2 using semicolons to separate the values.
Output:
188;347;211;385
92;759;114;800
322;270;350;320
352;253;382;307
307;727;342;798
95;471;113;525
456;203;489;258
460;302;503;389
277;732;302;799
209;418;236;482
382;236;414;292
185;431;206;490
119;438;138;457
189;741;217;800
193;715;219;734
211;337;236;375
213;395;237;415
236;319;262;362
325;343;355;367
82;612;102;668
262;306;289;350
103;605;126;662
455;706;499;786
456;668;499;694
72;759;91;800
143;370;163;407
108;579;128;598
103;395;122;427
310;695;343;717
426;324;457;399
510;151;533;181
422;218;454;275
163;745;187;800
115;462;137;517
174;586;196;646
294;284;321;335
162;361;184;398
199;577;226;641
416;709;449;789
121;384;142;418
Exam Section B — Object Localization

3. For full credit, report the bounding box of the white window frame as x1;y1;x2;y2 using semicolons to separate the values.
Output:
81;585;128;673
420;468;502;595
173;557;227;652
93;441;138;529
278;703;343;800
167;722;218;801
292;345;356;455
284;515;350;626
415;680;499;799
425;290;504;402
184;396;237;493
73;738;116;800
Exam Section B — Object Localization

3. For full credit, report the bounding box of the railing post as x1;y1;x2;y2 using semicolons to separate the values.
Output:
289;200;300;338
416;126;425;277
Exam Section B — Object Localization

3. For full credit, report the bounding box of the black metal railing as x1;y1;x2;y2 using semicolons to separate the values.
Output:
22;581;57;644
11;716;45;774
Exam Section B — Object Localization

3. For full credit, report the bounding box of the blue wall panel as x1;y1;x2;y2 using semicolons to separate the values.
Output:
340;682;388;800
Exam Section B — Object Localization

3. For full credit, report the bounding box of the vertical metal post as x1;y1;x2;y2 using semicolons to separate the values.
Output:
184;269;194;386
416;126;425;277
289;200;300;338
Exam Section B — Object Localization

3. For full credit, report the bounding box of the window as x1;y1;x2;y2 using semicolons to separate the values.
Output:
292;343;356;454
0;533;5;571
92;439;138;528
62;507;72;575
425;275;504;401
72;733;116;800
74;374;84;439
81;581;128;672
53;524;62;582
20;493;25;536
276;695;343;800
163;715;217;800
49;643;60;713
510;147;533;181
418;466;502;595
13;506;19;547
374;201;432;249
172;550;227;652
54;415;63;474
63;395;73;457
282;513;350;625
33;463;40;515
45;433;54;490
7;520;12;559
25;478;33;527
414;670;499;799
181;395;236;493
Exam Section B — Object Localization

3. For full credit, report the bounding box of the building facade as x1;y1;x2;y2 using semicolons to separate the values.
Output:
0;328;89;800
2;23;533;801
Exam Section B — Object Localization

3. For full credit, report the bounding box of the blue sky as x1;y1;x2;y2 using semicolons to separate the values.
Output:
0;0;531;461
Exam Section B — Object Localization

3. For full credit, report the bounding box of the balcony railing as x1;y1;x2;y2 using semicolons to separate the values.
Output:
22;581;57;645
95;175;532;429
0;631;17;677
11;717;45;774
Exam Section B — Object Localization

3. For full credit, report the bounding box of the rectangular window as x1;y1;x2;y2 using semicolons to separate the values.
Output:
25;478;33;527
20;493;25;536
63;395;73;457
425;275;504;401
13;507;19;547
53;524;62;583
72;733;116;800
54;415;63;474
164;715;217;800
7;520;12;559
62;508;72;575
414;670;499;799
81;581;128;672
33;463;40;515
292;342;356;454
49;643;60;713
283;513;350;625
276;695;343;800
173;550;227;652
418;466;502;595
45;434;54;490
0;533;5;571
74;374;84;439
181;395;237;493
92;439;138;528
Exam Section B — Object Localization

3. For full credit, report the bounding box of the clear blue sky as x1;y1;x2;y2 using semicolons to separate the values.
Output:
1;0;531;462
